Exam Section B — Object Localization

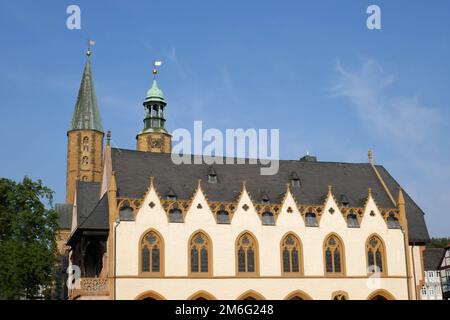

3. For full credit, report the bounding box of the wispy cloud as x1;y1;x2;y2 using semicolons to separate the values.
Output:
331;59;450;237
331;59;442;145
219;65;241;105
168;46;188;81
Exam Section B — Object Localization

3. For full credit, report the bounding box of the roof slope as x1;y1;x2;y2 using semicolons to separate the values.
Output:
423;248;445;270
110;148;429;243
78;194;109;230
377;166;430;243
69;60;103;132
75;181;101;226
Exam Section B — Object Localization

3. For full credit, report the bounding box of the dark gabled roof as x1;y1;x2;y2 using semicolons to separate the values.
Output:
376;166;430;243
55;203;73;229
78;194;109;230
67;185;109;247
75;181;101;226
110;148;429;243
423;248;445;270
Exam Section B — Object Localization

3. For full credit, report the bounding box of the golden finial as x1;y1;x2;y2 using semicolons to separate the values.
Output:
153;60;162;78
368;149;373;164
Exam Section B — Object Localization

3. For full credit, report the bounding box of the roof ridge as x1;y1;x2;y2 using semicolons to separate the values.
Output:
110;148;372;165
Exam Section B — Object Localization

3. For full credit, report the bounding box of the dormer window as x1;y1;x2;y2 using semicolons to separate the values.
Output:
347;212;359;228
217;210;230;224
340;194;350;207
262;211;275;226
290;172;300;188
387;213;401;229
169;207;183;223
261;192;270;204
305;210;318;227
119;202;134;221
208;167;217;184
166;188;177;201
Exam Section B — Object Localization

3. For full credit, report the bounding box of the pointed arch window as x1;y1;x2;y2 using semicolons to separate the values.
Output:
281;233;302;275
366;235;386;275
236;233;259;276
82;156;89;165
324;235;345;275
332;291;348;300
189;232;211;276
140;231;163;275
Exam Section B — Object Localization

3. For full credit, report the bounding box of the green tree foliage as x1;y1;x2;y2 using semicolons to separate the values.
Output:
0;177;58;299
427;237;450;249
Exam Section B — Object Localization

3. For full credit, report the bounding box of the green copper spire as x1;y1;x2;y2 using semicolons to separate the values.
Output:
145;79;165;103
69;59;103;132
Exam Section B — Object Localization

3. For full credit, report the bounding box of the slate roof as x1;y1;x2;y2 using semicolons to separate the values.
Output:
110;148;430;243
78;194;109;230
75;181;101;227
423;248;445;270
55;203;73;229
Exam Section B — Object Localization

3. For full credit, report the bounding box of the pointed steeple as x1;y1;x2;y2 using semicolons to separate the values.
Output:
69;58;103;132
65;49;104;204
136;61;172;153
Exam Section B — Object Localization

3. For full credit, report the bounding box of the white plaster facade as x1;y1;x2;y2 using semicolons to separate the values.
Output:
111;182;414;300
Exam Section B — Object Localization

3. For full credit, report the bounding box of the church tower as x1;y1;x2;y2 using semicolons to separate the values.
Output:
66;50;104;204
136;66;172;153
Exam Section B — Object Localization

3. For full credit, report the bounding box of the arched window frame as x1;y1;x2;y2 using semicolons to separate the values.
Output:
284;290;313;300
82;136;89;152
331;290;349;300
188;231;213;277
187;290;217;300
82;156;89;166
237;290;266;300
280;233;303;276
235;231;259;277
323;233;346;276
139;229;164;276
367;289;396;300
366;234;387;276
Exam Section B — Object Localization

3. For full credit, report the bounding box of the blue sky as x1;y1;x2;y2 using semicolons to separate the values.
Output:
0;1;449;237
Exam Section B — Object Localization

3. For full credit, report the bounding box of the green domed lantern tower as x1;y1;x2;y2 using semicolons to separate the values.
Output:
136;65;172;153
